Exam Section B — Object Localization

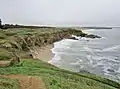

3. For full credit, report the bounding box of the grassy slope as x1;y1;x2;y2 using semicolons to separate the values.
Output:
0;59;120;89
0;76;19;89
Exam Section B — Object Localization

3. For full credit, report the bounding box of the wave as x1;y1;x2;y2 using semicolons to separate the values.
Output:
53;39;78;48
71;35;81;40
48;54;61;64
49;28;120;82
101;45;120;52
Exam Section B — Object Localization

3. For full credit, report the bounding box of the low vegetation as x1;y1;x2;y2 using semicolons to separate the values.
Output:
0;76;19;89
0;59;120;89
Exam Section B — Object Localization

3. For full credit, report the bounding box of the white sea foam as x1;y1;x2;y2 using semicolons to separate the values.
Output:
53;39;77;48
49;28;120;82
71;35;81;40
48;54;61;65
102;45;120;52
83;47;93;52
117;68;120;73
70;58;83;65
86;55;93;64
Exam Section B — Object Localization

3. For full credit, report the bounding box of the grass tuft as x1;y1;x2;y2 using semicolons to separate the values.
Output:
0;76;20;89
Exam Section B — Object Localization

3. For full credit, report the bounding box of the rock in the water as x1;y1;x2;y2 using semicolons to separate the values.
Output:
107;69;115;72
68;37;79;40
85;34;101;38
68;34;101;40
114;58;119;61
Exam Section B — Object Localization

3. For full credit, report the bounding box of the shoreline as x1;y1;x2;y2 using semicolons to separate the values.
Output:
40;44;54;62
32;44;54;62
39;30;88;63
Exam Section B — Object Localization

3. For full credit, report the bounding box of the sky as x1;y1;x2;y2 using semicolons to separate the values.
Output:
0;0;120;26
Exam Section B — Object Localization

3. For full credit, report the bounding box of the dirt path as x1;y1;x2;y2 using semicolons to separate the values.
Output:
3;75;46;89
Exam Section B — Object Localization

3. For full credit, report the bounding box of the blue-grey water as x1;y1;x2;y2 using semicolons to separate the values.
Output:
49;28;120;82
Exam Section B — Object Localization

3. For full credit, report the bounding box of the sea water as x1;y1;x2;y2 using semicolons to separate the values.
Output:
49;28;120;82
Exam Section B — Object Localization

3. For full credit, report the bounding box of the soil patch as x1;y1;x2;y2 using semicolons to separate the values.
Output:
2;75;46;89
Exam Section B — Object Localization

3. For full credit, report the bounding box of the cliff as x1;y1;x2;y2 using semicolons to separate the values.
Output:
0;28;100;62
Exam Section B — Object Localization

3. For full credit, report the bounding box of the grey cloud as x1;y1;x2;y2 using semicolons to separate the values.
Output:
0;0;120;26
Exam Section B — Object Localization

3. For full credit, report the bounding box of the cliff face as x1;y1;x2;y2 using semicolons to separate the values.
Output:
0;28;83;62
0;28;101;64
15;29;84;50
10;29;85;60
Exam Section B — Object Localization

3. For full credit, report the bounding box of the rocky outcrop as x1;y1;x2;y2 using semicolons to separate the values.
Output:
68;34;101;40
85;34;101;38
68;37;79;40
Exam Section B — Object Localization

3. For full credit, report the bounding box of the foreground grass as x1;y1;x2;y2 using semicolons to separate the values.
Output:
0;59;120;89
0;76;19;89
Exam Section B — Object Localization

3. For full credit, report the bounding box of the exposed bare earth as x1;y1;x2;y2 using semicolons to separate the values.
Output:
0;61;10;67
2;75;46;89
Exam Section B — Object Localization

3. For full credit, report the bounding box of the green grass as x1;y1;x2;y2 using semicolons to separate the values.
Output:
0;76;20;89
0;59;120;89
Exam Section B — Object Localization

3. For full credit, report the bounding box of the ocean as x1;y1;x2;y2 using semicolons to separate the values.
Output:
49;28;120;82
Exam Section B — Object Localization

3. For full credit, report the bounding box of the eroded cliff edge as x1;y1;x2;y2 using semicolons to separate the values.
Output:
0;27;101;64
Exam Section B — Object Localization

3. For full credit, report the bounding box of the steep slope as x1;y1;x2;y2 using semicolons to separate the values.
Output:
0;59;120;89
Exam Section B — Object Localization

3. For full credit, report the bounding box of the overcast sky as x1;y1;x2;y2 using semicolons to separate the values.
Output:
0;0;120;26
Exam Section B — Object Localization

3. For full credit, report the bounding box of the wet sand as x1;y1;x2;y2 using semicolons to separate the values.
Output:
38;45;54;62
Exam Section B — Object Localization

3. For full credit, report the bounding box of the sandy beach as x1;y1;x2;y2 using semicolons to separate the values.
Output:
30;45;54;62
39;45;54;62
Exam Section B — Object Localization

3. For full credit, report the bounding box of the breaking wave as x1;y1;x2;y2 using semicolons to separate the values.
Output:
49;28;120;82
